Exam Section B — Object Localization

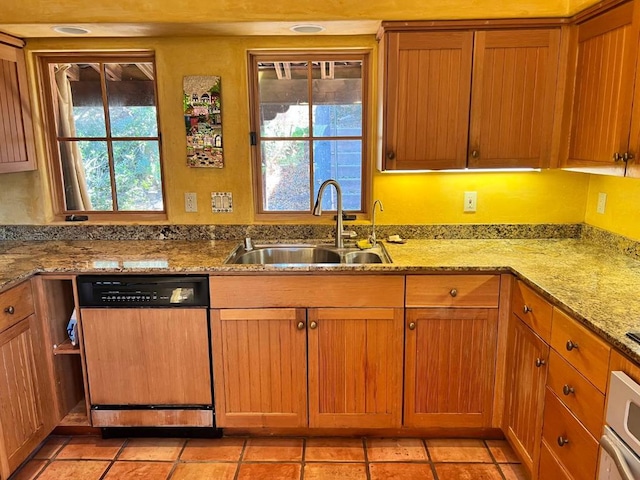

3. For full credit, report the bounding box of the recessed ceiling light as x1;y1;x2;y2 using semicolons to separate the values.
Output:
290;24;326;34
52;26;91;35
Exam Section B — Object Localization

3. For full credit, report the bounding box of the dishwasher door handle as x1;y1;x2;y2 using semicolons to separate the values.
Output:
600;434;636;480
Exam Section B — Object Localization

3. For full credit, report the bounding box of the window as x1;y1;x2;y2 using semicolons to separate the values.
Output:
249;52;370;217
39;53;165;218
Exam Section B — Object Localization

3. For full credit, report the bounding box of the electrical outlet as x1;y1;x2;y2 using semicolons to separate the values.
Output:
184;192;197;212
597;192;607;214
464;191;477;213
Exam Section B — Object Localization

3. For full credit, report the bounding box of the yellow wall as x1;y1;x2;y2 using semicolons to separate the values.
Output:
0;34;594;227
585;175;640;240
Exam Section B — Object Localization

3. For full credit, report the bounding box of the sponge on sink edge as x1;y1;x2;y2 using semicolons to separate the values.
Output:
356;239;373;250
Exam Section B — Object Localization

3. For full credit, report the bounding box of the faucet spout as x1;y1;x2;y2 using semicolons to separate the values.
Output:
370;199;384;247
313;179;345;248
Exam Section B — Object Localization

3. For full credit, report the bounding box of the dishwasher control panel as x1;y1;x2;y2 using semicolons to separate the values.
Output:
77;275;209;307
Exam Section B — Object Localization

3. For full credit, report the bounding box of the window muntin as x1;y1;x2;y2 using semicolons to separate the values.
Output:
40;55;164;215
250;53;369;215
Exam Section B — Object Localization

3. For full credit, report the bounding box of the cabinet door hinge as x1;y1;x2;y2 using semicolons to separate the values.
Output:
250;132;257;146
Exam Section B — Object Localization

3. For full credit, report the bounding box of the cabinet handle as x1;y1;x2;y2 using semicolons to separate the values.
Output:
535;358;546;368
557;436;569;447
566;340;579;351
562;384;575;396
449;288;458;297
613;152;624;162
296;321;305;330
309;321;318;329
523;305;532;314
471;150;480;158
408;322;416;330
386;151;396;160
4;306;14;315
624;152;635;161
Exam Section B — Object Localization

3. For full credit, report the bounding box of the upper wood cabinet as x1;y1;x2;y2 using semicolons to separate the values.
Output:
0;41;36;174
379;26;562;170
563;1;640;175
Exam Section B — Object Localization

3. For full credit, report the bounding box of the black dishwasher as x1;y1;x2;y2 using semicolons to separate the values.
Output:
77;275;219;437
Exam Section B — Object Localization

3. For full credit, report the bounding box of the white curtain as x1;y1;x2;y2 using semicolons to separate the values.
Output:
54;64;92;210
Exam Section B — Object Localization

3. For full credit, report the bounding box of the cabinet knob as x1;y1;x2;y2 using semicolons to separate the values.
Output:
449;288;458;298
309;321;318;330
296;321;305;330
408;322;416;330
566;340;578;351
523;305;532;314
624;152;635;161
4;306;14;315
613;152;626;162
557;436;569;447
562;384;575;396
386;151;396;160
471;150;479;158
535;358;546;368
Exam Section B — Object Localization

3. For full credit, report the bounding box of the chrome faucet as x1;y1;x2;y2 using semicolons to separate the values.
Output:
313;179;355;248
369;199;384;247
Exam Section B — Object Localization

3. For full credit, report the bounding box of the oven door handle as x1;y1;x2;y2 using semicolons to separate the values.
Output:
600;434;636;480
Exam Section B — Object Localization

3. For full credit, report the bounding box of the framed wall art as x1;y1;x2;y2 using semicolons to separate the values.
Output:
183;75;223;168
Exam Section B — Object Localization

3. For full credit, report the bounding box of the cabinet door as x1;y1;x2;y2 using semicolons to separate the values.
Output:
307;308;403;428
404;308;498;428
564;2;639;174
0;43;36;173
210;308;307;428
0;315;48;474
469;29;561;168
382;31;473;170
504;315;549;479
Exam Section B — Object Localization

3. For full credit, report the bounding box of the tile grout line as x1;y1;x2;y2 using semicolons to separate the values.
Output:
483;439;508;480
231;437;247;480
422;438;440;480
362;437;371;480
31;436;72;480
300;437;306;480
98;437;129;480
166;438;189;479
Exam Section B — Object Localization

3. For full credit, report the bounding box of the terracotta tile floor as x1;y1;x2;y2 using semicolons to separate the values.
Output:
11;435;527;480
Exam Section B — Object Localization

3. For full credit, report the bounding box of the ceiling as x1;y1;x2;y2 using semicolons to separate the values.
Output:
0;0;600;38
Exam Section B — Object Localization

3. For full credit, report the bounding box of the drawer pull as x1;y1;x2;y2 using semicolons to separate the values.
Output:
523;305;532;314
408;322;416;330
557;436;569;447
562;384;575;396
449;288;457;297
566;340;579;351
309;321;318;330
4;306;14;315
535;358;546;368
296;321;305;330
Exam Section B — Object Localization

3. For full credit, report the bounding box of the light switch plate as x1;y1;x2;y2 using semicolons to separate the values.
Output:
464;191;477;213
211;192;233;213
597;192;607;214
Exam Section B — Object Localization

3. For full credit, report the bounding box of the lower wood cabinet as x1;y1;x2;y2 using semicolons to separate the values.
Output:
504;314;549;478
210;308;308;428
0;315;50;475
404;308;498;428
308;308;403;428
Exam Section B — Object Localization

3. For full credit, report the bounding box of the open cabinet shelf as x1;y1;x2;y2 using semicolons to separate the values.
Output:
53;338;80;355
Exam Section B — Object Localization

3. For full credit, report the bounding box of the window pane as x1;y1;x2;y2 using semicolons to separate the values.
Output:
312;61;362;137
262;140;310;211
313;140;362;211
106;63;158;137
113;141;163;211
59;140;112;211
53;63;106;137
259;61;309;137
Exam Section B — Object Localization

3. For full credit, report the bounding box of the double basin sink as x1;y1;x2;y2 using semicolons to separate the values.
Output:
224;243;392;265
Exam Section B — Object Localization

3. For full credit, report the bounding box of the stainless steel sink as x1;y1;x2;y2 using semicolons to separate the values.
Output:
224;243;392;265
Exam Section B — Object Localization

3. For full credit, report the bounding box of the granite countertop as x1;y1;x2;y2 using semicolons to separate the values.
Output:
1;238;640;362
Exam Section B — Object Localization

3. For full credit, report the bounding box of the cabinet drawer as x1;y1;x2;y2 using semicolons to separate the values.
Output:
511;279;552;342
405;275;500;308
547;350;605;438
0;281;34;333
539;439;572;480
210;275;405;308
551;308;610;392
542;388;598;480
